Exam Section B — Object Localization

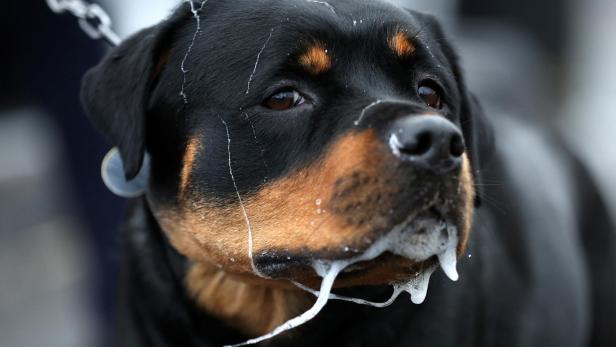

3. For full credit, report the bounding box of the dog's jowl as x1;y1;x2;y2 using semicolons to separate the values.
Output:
80;0;616;346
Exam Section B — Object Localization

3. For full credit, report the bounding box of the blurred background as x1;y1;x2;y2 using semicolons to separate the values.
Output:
0;0;614;346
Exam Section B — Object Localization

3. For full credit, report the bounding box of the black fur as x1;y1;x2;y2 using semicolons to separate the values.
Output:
80;0;616;346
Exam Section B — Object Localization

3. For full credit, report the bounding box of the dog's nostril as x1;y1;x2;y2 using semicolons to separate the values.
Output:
388;115;464;173
450;134;465;158
400;131;432;157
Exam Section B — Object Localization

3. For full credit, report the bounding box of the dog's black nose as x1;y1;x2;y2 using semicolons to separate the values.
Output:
388;115;465;173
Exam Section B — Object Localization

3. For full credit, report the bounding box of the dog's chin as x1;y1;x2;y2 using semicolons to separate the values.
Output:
256;207;460;289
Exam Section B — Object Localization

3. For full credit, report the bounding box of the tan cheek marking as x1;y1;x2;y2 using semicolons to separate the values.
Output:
298;44;331;75
176;153;475;336
179;137;200;198
457;154;475;255
185;262;311;337
388;32;415;57
156;130;388;274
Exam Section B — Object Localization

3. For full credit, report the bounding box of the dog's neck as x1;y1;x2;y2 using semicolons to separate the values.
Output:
116;199;474;347
184;262;313;336
117;199;314;345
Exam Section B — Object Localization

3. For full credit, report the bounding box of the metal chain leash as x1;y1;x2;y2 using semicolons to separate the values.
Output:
46;0;121;46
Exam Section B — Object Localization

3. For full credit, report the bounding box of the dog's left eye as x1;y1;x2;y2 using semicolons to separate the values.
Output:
418;82;444;110
263;89;306;110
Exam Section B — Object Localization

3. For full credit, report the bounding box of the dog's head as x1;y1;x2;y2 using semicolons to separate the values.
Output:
82;0;490;290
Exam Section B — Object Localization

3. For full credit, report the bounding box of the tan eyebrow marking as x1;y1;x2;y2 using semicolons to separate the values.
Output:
180;136;201;197
388;32;416;57
298;43;332;75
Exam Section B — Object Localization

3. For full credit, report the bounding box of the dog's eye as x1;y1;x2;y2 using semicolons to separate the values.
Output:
418;82;443;110
263;89;306;110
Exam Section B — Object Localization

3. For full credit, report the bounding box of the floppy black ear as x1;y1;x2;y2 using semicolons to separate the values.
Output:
411;11;494;206
80;12;183;180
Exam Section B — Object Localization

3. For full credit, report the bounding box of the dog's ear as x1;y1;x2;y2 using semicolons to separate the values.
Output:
411;12;494;206
80;12;183;180
459;90;494;207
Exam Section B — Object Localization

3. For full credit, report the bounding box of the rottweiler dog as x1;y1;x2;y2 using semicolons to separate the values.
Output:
80;0;616;346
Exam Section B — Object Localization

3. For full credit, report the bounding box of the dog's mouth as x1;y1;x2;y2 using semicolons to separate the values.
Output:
341;207;455;272
255;204;460;287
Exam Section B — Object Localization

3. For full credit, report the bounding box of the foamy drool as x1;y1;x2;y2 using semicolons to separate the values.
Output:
226;216;460;347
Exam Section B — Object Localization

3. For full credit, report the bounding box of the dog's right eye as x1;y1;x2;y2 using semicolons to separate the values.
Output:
263;89;306;110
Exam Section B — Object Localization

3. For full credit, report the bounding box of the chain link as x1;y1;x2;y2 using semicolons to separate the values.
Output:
46;0;121;46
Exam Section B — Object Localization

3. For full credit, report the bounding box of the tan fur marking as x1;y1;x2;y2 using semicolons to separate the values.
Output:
180;137;200;197
158;131;385;272
389;32;415;57
186;262;311;336
457;154;475;255
298;43;331;75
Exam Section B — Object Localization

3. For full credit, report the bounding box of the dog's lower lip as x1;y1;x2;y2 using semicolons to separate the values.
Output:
338;253;427;275
342;264;362;273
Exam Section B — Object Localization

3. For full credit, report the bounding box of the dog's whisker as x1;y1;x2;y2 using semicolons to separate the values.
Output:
306;0;337;15
246;28;275;95
243;112;269;182
354;99;384;126
180;0;208;104
219;116;264;277
475;190;509;214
